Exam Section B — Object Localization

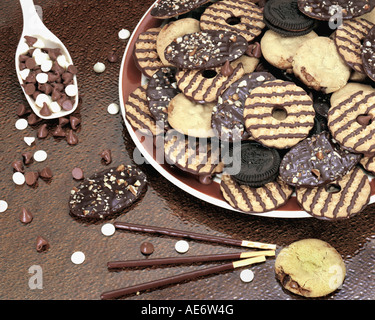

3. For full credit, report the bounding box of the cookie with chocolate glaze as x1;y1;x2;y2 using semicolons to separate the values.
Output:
211;72;276;141
279;132;361;188
69;164;147;220
220;174;293;213
362;25;375;81
150;0;212;19
164;30;248;70
296;167;371;220
199;0;265;42
360;154;375;175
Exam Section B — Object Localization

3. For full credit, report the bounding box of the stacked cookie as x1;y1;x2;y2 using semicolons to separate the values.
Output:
125;0;375;219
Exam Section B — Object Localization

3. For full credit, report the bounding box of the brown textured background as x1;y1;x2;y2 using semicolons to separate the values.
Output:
0;0;374;300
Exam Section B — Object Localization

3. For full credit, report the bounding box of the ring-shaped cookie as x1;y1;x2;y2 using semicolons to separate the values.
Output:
199;0;265;42
244;80;315;149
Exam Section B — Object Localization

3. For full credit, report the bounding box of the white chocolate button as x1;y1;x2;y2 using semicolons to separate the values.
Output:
65;84;78;97
118;28;130;40
49;101;62;113
0;200;8;213
93;62;106;73
240;269;254;283
19;42;30;55
12;172;25;185
41;59;53;72
175;240;189;253
24;136;35;146
71;251;85;264
15;118;28;130
101;223;115;236
33;150;47;162
57;55;69;69
36;73;48;84
35;94;52;108
19;68;30;80
107;103;119;115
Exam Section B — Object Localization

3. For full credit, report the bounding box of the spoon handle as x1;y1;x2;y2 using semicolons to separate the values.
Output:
19;0;44;33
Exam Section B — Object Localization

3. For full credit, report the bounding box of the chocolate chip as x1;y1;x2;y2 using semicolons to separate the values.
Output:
140;242;154;255
22;152;33;165
24;83;36;95
58;116;70;127
246;42;262;58
39;167;53;180
69;116;81;130
66;129;78;145
17;103;31;117
20;207;33;224
107;52;119;63
38;82;53;95
12;160;24;173
220;60;234;77
62;99;73;111
67;64;78;74
25;57;37;69
72;167;84;180
25;171;39;186
46;48;61;60
62;72;73;85
36;236;49;252
40;102;52;117
52;125;66;137
51;88;62;101
99;149;112;165
24;35;37;47
356;114;373;126
37;123;49;139
27;113;42;125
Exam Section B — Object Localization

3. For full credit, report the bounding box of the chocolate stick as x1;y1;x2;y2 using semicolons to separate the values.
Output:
100;255;266;300
107;250;275;269
114;222;276;250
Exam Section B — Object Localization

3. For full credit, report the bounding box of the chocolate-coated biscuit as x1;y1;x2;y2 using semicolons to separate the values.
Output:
244;79;315;149
220;174;293;213
296;167;371;220
298;0;373;21
150;0;212;19
199;0;265;42
175;62;245;103
279;131;361;188
211;72;276;142
327;90;375;156
361;25;375;81
164;30;248;70
69;164;147;219
334;18;374;74
133;27;164;78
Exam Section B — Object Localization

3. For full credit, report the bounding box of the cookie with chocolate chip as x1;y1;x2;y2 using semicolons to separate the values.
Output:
69;165;147;219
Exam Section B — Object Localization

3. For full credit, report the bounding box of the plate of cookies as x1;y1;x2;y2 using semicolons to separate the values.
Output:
119;0;375;219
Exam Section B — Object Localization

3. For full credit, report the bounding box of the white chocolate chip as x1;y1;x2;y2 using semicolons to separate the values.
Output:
24;136;35;146
19;68;30;80
12;172;25;185
36;72;48;84
65;84;78;97
33;38;45;48
33;150;47;162
93;62;106;73
35;93;52;108
49;101;62;113
118;28;130;40
175;240;189;253
71;251;85;264
57;55;69;69
240;269;254;283
0;200;8;213
41;59;53;72
101;223;115;236
15;118;28;130
19;42;30;55
107;103;119;115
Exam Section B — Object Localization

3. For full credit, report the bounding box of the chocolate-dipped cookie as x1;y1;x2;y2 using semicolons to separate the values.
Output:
362;25;375;81
279;131;361;188
69;164;147;219
164;30;248;70
150;0;212;19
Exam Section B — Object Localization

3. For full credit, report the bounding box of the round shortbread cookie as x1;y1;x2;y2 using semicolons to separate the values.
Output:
157;18;201;67
292;37;351;93
330;82;375;105
220;174;293;213
244;79;315;149
328;89;375;155
334;18;374;73
260;30;318;70
296;167;371;220
275;239;346;298
133;27;164;78
199;0;265;42
175;62;245;103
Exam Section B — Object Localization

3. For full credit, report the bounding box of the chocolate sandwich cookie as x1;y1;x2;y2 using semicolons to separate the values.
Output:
163;129;223;184
69;164;147;220
125;84;161;136
298;0;373;21
362;25;375;81
279;131;361;188
146;67;179;130
335;18;374;74
244;79;315;149
220;174;293;213
328;90;375;156
133;27;164;78
230;141;281;187
175;62;245;103
264;0;316;36
150;0;212;19
164;30;248;70
211;72;276;142
296;167;371;220
199;0;265;42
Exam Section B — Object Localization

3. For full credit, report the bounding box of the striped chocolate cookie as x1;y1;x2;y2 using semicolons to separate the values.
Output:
328;90;375;156
133;27;164;78
220;174;293;213
199;0;265;42
244;80;315;149
360;154;375;175
334;18;374;73
296;167;371;220
124;84;161;136
175;62;245;103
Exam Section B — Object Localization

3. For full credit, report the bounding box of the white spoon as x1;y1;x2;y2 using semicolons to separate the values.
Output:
15;0;79;119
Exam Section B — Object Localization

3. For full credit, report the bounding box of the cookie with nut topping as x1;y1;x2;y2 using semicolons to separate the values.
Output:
69;165;147;220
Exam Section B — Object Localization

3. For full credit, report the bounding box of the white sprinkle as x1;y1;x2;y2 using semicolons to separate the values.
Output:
24;136;35;146
36;72;48;84
33;150;47;162
118;28;130;40
93;62;106;73
12;172;25;185
175;240;189;253
240;269;254;283
65;84;78;97
71;251;85;264
107;103;119;115
101;223;115;236
15;118;28;130
0;200;8;213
